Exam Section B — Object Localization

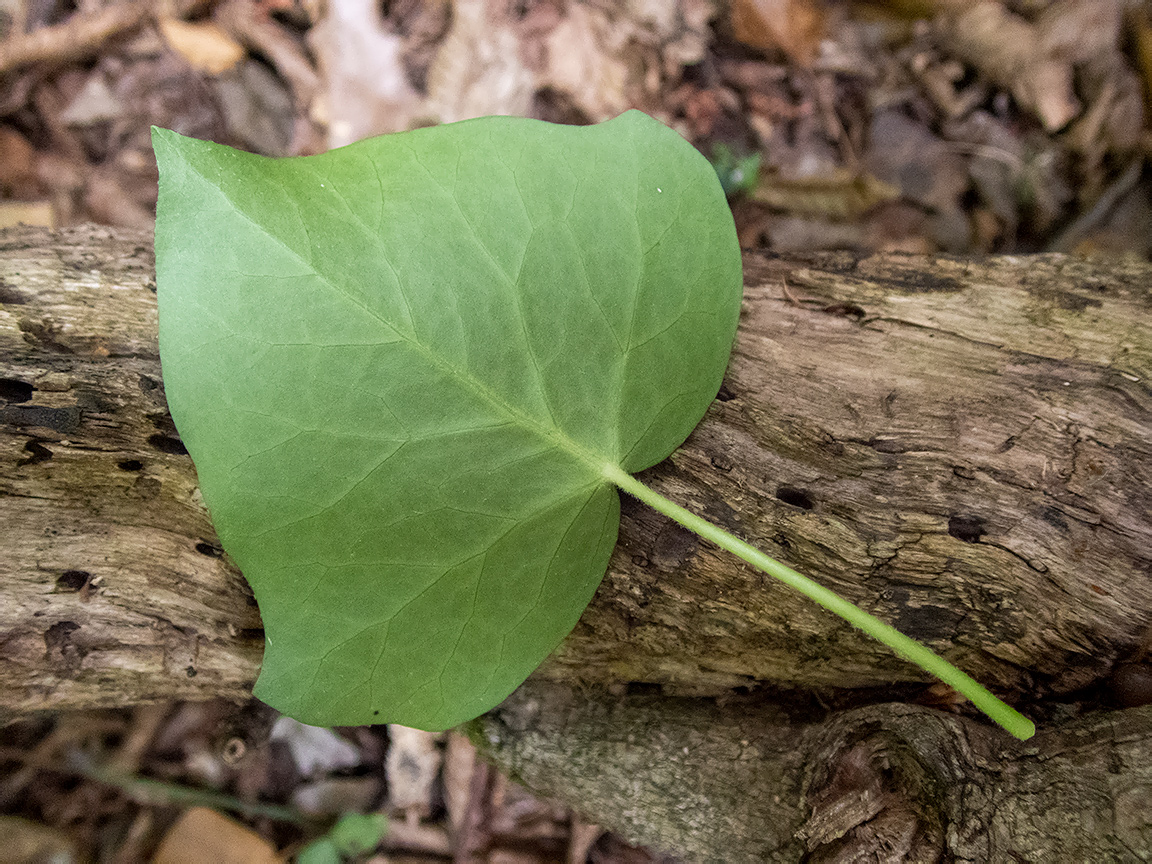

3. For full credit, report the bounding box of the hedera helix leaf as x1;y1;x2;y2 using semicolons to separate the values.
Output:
153;111;1035;740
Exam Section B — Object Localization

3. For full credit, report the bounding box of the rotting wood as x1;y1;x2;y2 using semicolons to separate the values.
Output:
2;225;1150;718
470;681;1152;863
2;224;1151;860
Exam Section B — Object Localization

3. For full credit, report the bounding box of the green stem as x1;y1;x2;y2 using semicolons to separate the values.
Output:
603;464;1035;741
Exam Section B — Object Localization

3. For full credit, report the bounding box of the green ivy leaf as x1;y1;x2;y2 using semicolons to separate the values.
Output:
328;812;388;854
295;838;340;864
153;111;742;731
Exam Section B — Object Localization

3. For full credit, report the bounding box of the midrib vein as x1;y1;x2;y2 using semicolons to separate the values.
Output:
198;161;610;479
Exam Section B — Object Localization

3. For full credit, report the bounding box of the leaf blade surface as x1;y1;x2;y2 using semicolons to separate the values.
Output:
153;111;741;729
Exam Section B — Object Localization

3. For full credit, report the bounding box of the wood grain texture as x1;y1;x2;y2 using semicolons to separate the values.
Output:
4;224;1150;861
1;226;261;721
2;226;1150;720
549;251;1152;703
471;681;1152;863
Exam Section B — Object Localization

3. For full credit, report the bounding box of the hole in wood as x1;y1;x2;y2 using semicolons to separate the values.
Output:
195;541;223;558
776;486;815;510
20;440;53;466
0;378;34;402
56;570;91;592
148;434;188;455
948;514;986;543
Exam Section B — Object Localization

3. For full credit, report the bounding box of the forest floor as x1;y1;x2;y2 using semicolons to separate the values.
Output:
1;0;1150;861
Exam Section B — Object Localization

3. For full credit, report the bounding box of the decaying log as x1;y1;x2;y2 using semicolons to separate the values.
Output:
547;251;1152;703
2;225;1151;859
1;226;262;719
471;682;1152;863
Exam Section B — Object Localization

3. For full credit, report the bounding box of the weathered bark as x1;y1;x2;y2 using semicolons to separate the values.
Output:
3;225;1151;860
470;682;1152;863
1;226;263;720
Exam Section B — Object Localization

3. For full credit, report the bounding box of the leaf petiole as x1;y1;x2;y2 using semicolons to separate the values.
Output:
603;463;1036;741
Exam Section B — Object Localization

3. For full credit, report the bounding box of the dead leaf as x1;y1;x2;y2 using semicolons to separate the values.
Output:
213;59;294;155
1038;0;1123;66
308;0;422;146
158;17;246;76
541;2;631;120
425;0;536;122
867;109;971;250
0;127;40;197
751;168;898;219
152;807;281;864
386;725;442;818
59;71;123;125
730;0;825;65
0;201;56;229
215;0;321;110
270;716;360;777
867;110;966;212
0;814;77;864
534;0;721;122
291;776;379;815
933;2;1079;132
1136;4;1152;116
83;167;153;229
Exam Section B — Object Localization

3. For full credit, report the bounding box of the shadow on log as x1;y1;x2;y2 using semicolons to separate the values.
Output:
2;225;1150;860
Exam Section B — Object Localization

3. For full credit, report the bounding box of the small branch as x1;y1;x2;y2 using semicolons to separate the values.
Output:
69;749;307;823
0;2;150;75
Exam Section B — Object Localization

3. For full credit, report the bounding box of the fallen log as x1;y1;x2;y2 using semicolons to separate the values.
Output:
471;683;1152;863
2;225;1150;860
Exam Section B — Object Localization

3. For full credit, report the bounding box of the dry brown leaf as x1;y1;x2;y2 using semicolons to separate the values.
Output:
425;0;536;122
731;0;825;65
537;0;720;121
1137;5;1152;116
0;127;39;197
867;109;971;249
751;168;899;219
83;167;155;230
1038;0;1123;66
662;0;717;71
933;1;1078;132
158;17;246;75
214;59;294;155
216;0;320;108
152;807;281;864
385;725;441;818
541;3;631;120
308;0;422;146
59;71;124;126
0;814;77;864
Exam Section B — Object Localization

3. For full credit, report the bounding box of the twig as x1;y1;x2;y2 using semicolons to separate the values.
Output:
453;758;493;863
66;749;308;824
1045;159;1143;253
780;275;803;307
0;2;150;75
108;703;172;775
214;0;319;105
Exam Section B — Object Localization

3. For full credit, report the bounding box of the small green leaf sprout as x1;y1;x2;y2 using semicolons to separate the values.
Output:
710;142;761;197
